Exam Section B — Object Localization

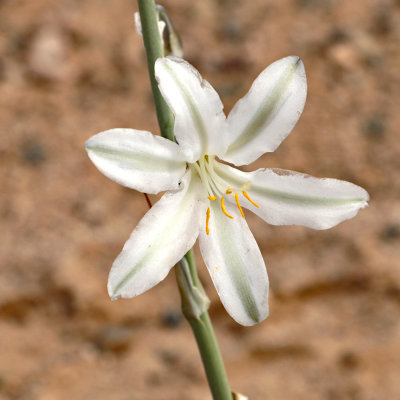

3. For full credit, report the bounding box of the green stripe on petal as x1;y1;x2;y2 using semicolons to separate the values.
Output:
85;128;187;194
162;60;209;152
214;163;369;230
199;201;269;326
229;58;301;153
155;57;227;161
87;144;185;173
224;56;307;166
108;170;207;299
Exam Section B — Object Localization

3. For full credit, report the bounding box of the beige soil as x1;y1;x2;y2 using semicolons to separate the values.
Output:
1;0;400;399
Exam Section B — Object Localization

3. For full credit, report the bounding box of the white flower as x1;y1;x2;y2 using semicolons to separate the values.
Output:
85;56;369;326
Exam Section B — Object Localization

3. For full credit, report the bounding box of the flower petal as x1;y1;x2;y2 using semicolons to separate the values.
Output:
199;201;269;326
108;170;207;300
224;56;307;166
85;128;187;194
214;163;369;230
155;57;227;162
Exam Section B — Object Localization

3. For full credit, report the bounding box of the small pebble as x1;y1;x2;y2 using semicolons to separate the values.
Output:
161;310;182;328
28;25;70;82
20;140;46;165
338;351;360;370
379;224;400;242
93;325;132;354
372;6;392;36
328;28;349;44
363;116;386;140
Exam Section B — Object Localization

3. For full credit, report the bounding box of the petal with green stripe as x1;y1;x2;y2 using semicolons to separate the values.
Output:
224;56;307;166
214;163;369;230
155;57;227;162
108;170;207;300
85;128;187;194
199;200;269;326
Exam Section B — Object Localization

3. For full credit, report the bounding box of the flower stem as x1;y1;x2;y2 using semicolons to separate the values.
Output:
137;1;232;399
181;251;233;400
137;0;175;141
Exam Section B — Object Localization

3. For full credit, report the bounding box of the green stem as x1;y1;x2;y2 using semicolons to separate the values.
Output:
189;313;232;399
138;0;175;141
182;251;233;400
137;1;232;399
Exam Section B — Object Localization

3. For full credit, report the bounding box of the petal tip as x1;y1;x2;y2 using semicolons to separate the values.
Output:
84;136;94;150
108;288;122;302
108;279;122;301
284;55;302;66
240;307;269;327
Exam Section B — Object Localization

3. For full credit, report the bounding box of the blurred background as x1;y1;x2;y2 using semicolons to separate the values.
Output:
0;0;399;399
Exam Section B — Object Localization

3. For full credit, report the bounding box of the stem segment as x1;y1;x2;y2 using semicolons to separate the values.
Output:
137;0;175;141
137;1;232;398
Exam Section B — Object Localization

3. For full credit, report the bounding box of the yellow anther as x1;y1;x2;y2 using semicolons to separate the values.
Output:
206;207;211;235
234;192;245;218
242;190;260;208
220;197;234;219
208;196;217;201
225;189;232;195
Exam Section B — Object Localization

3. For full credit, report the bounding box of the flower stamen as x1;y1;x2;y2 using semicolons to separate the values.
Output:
225;189;232;195
208;196;217;201
221;196;234;219
234;192;245;218
206;207;211;235
242;190;260;208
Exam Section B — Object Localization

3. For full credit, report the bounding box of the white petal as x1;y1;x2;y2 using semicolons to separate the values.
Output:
199;201;269;326
85;128;187;194
224;56;307;166
214;163;369;230
155;57;227;162
108;170;207;300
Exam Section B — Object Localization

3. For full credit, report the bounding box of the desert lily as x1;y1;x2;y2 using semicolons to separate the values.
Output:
85;56;369;326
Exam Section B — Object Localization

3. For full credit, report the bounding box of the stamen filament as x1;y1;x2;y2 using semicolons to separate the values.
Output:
192;162;215;198
204;157;230;195
234;192;245;218
200;157;224;198
242;190;260;208
221;197;234;219
206;207;211;235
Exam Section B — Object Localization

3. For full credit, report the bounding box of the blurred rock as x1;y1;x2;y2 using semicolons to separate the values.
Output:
328;27;350;44
20;139;46;165
28;25;71;82
220;20;243;41
338;351;360;370
327;43;358;70
161;309;182;328
158;349;180;366
371;5;392;36
327;29;382;71
379;224;400;242
363;115;386;140
250;342;314;361
92;325;133;355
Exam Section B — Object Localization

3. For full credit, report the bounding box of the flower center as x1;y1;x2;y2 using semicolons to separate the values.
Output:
190;156;260;235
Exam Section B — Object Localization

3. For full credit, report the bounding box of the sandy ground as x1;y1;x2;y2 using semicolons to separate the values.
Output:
1;0;400;399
